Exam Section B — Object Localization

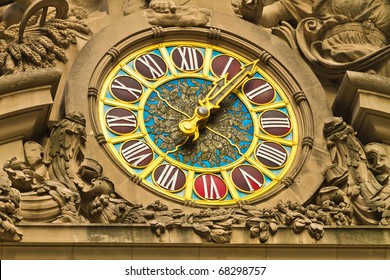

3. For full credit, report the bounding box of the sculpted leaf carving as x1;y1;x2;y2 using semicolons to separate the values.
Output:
187;208;234;243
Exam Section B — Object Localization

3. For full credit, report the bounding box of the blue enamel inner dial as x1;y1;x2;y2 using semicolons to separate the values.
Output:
143;77;254;169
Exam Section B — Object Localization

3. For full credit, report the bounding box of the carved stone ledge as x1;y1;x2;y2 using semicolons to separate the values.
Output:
7;224;390;254
332;71;390;144
0;84;54;143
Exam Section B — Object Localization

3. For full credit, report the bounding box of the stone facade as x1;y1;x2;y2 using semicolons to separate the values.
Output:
0;0;389;259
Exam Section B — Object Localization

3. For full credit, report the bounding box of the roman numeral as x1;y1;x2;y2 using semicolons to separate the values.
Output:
257;143;287;167
202;175;221;199
260;117;290;129
238;168;263;192
245;83;273;100
137;54;166;79
122;141;152;167
220;57;235;77
111;79;142;99
156;165;180;191
106;114;137;128
177;47;200;71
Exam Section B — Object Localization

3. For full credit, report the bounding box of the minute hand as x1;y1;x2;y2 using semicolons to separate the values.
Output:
199;60;258;110
178;60;258;140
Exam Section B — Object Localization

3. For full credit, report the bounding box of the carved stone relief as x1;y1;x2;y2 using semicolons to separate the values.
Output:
234;0;390;79
122;0;211;27
0;170;22;241
1;113;389;243
0;0;91;75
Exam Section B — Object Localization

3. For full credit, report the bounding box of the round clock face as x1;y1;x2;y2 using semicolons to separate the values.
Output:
97;41;298;206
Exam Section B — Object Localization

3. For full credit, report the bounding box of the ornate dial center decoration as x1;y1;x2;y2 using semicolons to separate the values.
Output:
97;41;298;206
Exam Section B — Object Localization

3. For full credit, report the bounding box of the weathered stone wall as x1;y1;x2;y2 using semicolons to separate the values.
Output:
0;0;389;259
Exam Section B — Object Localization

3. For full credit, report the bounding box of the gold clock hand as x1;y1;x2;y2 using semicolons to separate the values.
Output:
178;77;226;140
178;59;258;140
200;60;259;109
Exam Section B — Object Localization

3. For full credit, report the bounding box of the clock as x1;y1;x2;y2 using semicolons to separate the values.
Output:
95;40;298;206
65;12;331;209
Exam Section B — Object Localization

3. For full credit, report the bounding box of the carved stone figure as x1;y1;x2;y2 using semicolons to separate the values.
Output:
122;0;211;27
234;0;390;78
322;117;390;225
122;0;176;15
1;113;113;224
365;142;390;187
0;170;22;241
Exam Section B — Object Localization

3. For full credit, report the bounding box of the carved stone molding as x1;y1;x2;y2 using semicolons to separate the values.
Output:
302;136;314;149
292;90;307;105
258;50;272;65
151;26;164;38
106;47;121;62
87;87;99;99
208;28;221;40
95;134;107;145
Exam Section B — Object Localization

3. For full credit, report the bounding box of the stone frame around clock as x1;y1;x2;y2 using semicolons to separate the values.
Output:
64;12;332;208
